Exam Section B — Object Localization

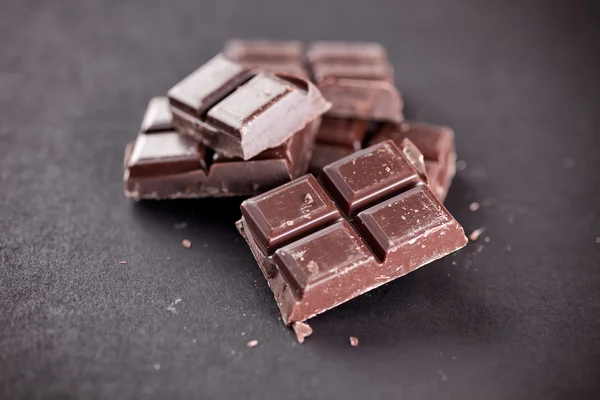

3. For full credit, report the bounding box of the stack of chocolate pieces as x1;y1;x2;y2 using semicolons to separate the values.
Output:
224;39;457;201
123;40;467;326
124;54;330;199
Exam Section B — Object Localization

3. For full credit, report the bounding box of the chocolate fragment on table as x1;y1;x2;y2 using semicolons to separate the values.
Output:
307;41;403;122
124;97;320;200
223;39;309;78
237;140;467;324
369;121;457;201
292;321;313;344
168;54;330;160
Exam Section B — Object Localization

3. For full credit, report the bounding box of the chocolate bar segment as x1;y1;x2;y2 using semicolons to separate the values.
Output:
237;140;467;324
168;54;253;117
354;186;451;261
272;220;375;299
223;39;308;78
241;175;342;254
369;122;456;201
140;97;175;133
168;54;330;160
127;131;206;178
319;141;421;216
307;41;388;63
307;41;403;122
312;117;368;149
124;97;320;200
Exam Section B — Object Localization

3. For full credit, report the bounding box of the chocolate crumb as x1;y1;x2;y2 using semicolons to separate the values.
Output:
469;228;485;241
182;239;192;248
304;193;314;205
349;336;359;347
119;261;127;265
293;322;313;344
469;202;480;212
246;340;259;348
307;261;319;275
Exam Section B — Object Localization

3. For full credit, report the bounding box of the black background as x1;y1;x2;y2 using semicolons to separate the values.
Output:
1;1;599;399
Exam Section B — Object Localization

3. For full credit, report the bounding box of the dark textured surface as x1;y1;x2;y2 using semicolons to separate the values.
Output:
1;1;599;399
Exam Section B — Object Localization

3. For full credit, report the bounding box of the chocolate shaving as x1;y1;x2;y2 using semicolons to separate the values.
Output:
469;228;485;242
292;322;313;344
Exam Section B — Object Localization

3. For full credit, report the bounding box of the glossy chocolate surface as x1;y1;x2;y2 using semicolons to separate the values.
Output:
168;54;330;160
124;97;320;200
238;140;467;324
168;55;253;117
319;141;421;216
307;41;403;122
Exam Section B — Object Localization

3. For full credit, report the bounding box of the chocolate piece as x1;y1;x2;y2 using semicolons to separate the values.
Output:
292;322;313;344
223;39;308;78
307;42;403;122
168;54;330;160
124;97;320;200
237;140;467;324
369;122;457;201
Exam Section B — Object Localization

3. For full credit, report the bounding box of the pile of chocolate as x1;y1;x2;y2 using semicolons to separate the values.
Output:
123;40;467;326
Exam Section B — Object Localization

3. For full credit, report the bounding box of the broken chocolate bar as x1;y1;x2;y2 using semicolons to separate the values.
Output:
223;39;309;78
307;41;403;122
168;54;330;160
124;97;320;200
369;121;457;201
237;140;467;324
